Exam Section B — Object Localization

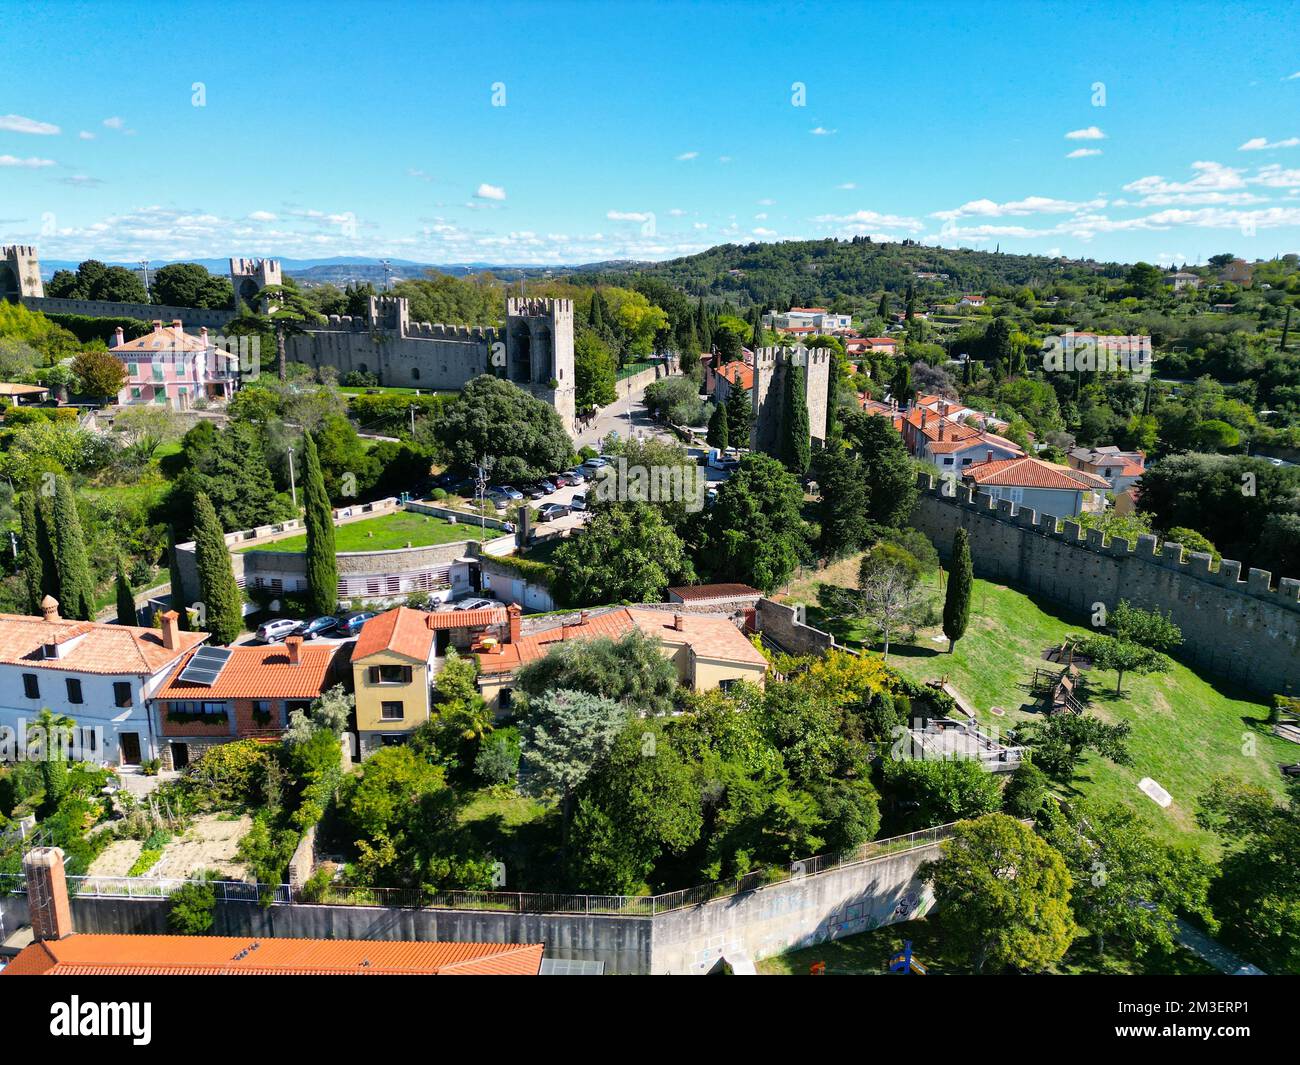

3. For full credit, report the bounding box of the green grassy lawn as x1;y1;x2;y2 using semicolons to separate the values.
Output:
790;572;1294;853
456;788;562;891
756;916;1215;975
239;510;473;553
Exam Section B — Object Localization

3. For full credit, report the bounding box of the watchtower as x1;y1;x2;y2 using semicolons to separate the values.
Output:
750;346;831;454
1;245;44;299
505;297;576;430
229;257;282;313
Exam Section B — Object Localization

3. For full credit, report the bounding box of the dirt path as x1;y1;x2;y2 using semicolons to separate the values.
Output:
87;839;145;877
150;813;252;880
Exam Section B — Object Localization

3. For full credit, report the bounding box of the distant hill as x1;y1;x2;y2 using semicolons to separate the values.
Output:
567;239;1130;309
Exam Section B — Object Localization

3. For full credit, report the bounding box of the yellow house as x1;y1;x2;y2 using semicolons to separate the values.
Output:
352;607;438;758
475;607;768;714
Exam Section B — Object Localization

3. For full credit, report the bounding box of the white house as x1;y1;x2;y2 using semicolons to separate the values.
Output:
762;307;853;333
0;599;207;766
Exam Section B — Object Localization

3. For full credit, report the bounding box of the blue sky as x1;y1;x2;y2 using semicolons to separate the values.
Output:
2;0;1299;267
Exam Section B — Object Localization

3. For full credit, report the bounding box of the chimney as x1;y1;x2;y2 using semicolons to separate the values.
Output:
673;613;685;632
507;603;521;645
40;595;59;623
579;610;590;626
24;847;74;941
113;326;125;348
986;450;994;464
152;319;164;334
939;415;945;442
286;635;303;666
921;409;929;430
913;389;922;409
160;610;180;649
173;319;184;345
200;326;208;345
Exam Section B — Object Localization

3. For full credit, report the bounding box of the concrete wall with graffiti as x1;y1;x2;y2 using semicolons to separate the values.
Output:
649;842;938;974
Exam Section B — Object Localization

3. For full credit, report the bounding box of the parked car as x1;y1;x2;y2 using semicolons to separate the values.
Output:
293;616;337;640
495;485;524;500
256;618;300;643
331;611;377;637
569;492;586;511
537;479;558;494
454;597;500;612
552;471;579;487
567;468;588;483
582;457;609;471
537;502;571;522
524;483;548;500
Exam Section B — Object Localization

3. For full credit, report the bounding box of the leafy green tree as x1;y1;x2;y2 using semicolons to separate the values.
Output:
167;872;218;934
436;375;572;483
1195;776;1300;972
840;409;918;527
285;684;352;744
890;359;911;402
923;813;1078;973
115;558;136;626
1026;714;1133;778
706;399;730;449
1077;634;1171;695
552;502;693;606
812;446;870;557
1002;759;1051;818
519;688;630;839
516;630;678;716
300;432;337;618
474;726;521;786
573;329;617;411
780;364;811;476
51;476;94;621
882;756;1003;828
854;542;925;658
165;421;294;539
18;491;54;615
943;528;973;652
70;349;127;401
1112;599;1182;652
695;453;808;592
1047;802;1215;958
151;262;234;309
240;283;325;381
191;492;244;644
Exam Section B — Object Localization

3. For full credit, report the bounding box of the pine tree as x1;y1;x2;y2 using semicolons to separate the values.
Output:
781;364;811;476
301;432;338;618
51;477;94;621
943;528;973;653
192;492;243;644
707;399;730;450
115;559;136;626
166;525;190;630
18;492;47;615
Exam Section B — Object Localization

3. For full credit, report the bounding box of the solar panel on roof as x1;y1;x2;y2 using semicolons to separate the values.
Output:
178;646;232;686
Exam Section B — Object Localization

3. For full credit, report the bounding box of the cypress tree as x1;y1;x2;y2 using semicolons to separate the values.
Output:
707;399;730;450
782;364;811;476
301;432;338;618
877;293;889;321
891;360;912;404
51;477;94;621
18;492;46;615
943;528;973;653
726;384;752;446
115;558;136;626
589;290;605;331
193;492;243;644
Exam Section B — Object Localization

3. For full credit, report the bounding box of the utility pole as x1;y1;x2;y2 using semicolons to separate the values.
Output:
287;446;298;509
380;259;392;292
409;403;417;436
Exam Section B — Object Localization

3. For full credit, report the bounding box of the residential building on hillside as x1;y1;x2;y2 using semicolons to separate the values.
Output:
474;606;767;713
957;294;986;307
711;359;754;404
762;307;853;333
843;336;898;356
0;600;207;767
109;319;239;410
151;636;343;769
1219;258;1254;285
351;605;511;757
1165;270;1202;291
1066;445;1146;496
962;454;1111;517
900;403;1024;472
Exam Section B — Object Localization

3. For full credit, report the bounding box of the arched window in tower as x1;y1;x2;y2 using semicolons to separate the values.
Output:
411;367;421;381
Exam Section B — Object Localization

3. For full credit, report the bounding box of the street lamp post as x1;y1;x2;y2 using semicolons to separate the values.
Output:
287;446;298;509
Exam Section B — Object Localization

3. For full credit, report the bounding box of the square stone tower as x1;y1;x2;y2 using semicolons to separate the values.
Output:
229;257;282;312
1;245;44;298
750;346;831;454
505;297;576;431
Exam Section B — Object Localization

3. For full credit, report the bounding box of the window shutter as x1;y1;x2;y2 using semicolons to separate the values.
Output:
369;666;380;685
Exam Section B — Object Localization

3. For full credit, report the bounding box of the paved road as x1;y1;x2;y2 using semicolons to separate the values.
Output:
574;373;679;451
1174;919;1266;975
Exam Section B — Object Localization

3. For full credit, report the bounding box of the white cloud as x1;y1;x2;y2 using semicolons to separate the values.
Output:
692;222;708;230
474;183;506;200
933;195;1104;221
1065;126;1106;140
675;151;698;161
607;210;652;222
1239;136;1300;151
60;175;103;187
668;208;685;216
0;114;60;135
0;155;56;168
812;209;924;232
755;212;768;220
102;116;125;130
248;210;277;222
753;227;777;237
810;126;836;136
78;130;95;140
836;182;857;190
718;155;732;163
1251;163;1300;188
1285;71;1300;80
757;198;775;206
407;168;433;182
1066;148;1102;158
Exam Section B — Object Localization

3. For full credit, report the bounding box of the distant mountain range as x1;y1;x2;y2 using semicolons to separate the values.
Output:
37;255;651;286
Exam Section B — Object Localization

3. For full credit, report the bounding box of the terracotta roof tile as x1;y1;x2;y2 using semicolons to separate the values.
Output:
964;456;1111;491
667;583;761;602
424;607;508;631
353;607;436;662
1;934;543;975
155;644;338;700
0;614;207;676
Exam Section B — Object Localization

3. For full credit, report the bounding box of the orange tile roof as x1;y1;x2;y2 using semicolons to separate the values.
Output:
112;322;211;352
425;607;508;631
964;456;1111;491
477;607;767;675
2;934;543;976
155;644;338;700
716;361;754;390
0;613;207;676
667;583;761;602
354;606;436;662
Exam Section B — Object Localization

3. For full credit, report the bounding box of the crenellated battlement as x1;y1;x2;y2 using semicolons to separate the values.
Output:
506;296;573;319
915;470;1300;612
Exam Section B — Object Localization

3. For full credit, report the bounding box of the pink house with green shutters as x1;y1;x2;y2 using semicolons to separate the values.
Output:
110;319;239;410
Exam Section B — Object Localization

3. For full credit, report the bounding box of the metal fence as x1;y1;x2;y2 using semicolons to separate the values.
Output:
0;823;956;916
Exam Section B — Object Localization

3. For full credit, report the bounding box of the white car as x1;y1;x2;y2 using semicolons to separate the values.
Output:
454;597;500;612
256;618;300;643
